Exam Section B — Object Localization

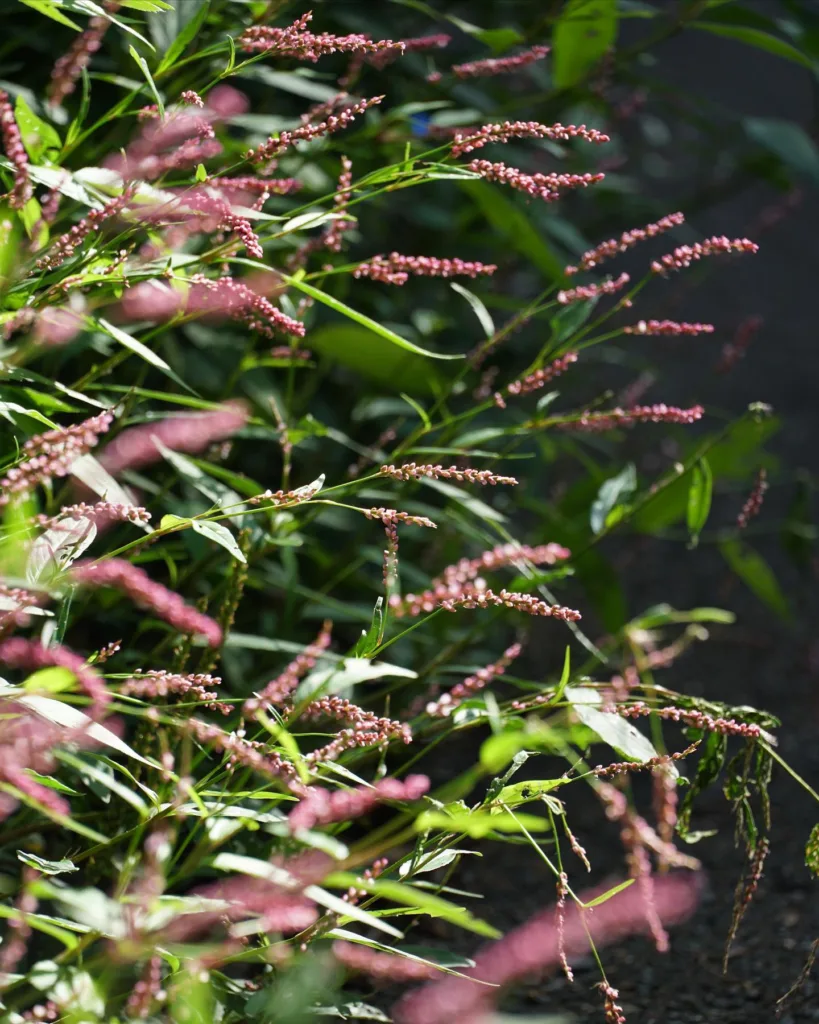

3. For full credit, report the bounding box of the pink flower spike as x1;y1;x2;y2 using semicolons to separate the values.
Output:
392;871;702;1024
451;120;609;159
0;91;32;209
354;253;497;284
368;32;451;69
565;212;685;275
737;468;768;529
238;13;404;62
71;559;223;647
557;272;630;305
467;159;603;202
333;941;437;982
380;463;516;485
392;585;580;622
0;411;114;506
47;4;116;106
427;643;522;717
555;403;704;432
651;236;759;274
98;401;247;476
121;670;230;715
288;775;430;831
0;637;109;709
244;620;333;714
500;352;578;404
623;320;714;336
449;45;550;79
246;96;384;163
33;307;84;346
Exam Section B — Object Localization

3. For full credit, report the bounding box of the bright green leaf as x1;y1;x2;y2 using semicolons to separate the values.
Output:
553;0;619;88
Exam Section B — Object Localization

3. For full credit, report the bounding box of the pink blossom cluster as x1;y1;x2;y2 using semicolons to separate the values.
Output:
210;175;302;202
122;276;304;338
132;185;263;257
238;12;404;62
18;1000;60;1022
364;508;437;529
557;272;630;305
557;403;704;431
651;236;759;274
0;411;113;506
324;155;353;252
451;120;610;159
288;775;430;831
614;700;762;737
0;702;74;820
91;639;121;664
427;643;522;717
177;716;304;792
106;108;222;181
466;159;604;202
624;319;714;336
565;212;685;275
36;187;136;271
121;670;230;715
246;95;383;163
392;871;701;1023
71;558;223;647
247;480;324;506
33;306;84;346
716;314;762;373
434;542;571;589
125;956;163;1020
737;468;768;529
162;874;317;942
180;89;204;107
598;982;627;1024
98;401;247;476
0;90;31;209
333;941;437;981
496;352;578;407
354;252;497;284
447;44;550;79
368;32;451;69
0;869;37;980
37;501;151;529
270;346;312;360
0;584;44;637
300;696;411;762
392;584;580;622
0;637;109;709
47;3;117;106
592;740;699;779
380;463;517;486
244;620;333;713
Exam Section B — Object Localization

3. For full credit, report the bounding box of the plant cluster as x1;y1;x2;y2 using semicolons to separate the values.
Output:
0;2;816;1023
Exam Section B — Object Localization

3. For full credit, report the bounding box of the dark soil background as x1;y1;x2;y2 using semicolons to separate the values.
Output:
414;20;819;1024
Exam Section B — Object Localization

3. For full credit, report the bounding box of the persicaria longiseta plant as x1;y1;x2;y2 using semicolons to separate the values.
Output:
0;4;811;1022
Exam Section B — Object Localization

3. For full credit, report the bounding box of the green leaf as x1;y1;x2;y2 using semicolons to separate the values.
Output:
14;95;61;163
240;66;342;102
190;519;247;563
18;0;81;29
553;0;619;88
720;539;790;621
353;598;384;658
692;21;813;70
324;872;500;938
307;323;445;395
805;824;819;877
566;685;676;776
581;878;635;908
415;808;549;838
495;778;564;809
298;656;416;699
450;282;494;338
95;317;191;391
590;463;636;534
687;457;713;547
550;297;597;345
23;668;77;694
129;44;164;116
278;273;463;361
744;118;819;185
461;180;565;281
18;853;77;876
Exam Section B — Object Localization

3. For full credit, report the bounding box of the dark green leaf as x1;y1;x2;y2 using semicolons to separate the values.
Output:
687;457;713;547
591;463;636;534
553;0;619;88
720;539;790;621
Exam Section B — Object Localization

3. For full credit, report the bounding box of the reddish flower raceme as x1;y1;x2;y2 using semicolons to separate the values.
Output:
446;45;550;79
427;643;522;717
451;120;609;159
246;96;383;163
623;320;714;337
71;559;223;647
243;620;333;714
565;213;685;275
288;775;430;831
651;236;759;274
354;252;497;284
47;2;118;106
380;463;516;485
239;12;404;62
466;159;604;202
553;403;704;432
0;90;32;209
